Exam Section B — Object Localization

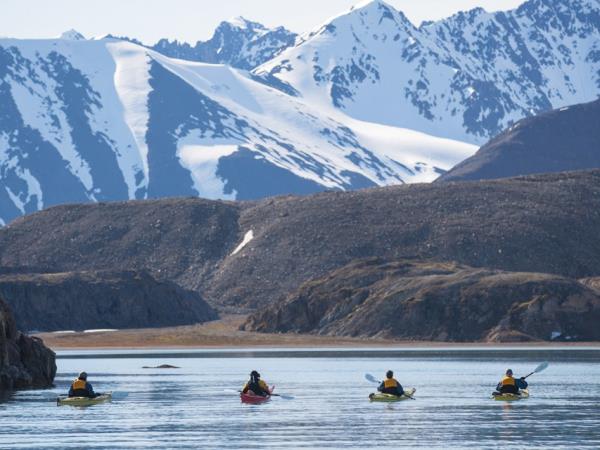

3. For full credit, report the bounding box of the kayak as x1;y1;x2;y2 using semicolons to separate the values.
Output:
492;389;530;401
369;387;416;402
240;387;274;404
57;393;112;407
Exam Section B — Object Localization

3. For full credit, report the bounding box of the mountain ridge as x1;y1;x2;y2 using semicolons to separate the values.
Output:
256;0;600;143
438;98;600;182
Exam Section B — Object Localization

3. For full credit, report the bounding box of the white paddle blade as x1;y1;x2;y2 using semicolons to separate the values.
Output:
534;362;549;373
365;373;380;384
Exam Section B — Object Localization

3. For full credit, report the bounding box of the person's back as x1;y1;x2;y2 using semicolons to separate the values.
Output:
377;370;404;397
68;372;96;398
496;369;528;394
242;370;270;397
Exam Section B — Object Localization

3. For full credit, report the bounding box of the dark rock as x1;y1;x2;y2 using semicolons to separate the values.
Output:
0;297;55;391
0;270;217;332
142;364;180;369
243;259;600;342
438;98;600;182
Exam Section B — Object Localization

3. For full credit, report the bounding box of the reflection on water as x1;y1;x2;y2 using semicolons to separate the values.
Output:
1;348;599;449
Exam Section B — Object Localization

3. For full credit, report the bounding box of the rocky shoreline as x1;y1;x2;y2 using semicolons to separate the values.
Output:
0;297;55;391
243;259;600;342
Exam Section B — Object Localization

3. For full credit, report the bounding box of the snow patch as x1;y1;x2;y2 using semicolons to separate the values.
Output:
83;328;118;333
231;230;254;255
107;42;152;184
176;135;239;200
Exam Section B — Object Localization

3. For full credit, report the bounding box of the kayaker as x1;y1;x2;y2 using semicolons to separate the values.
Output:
68;371;98;398
377;370;404;397
242;370;271;397
496;369;528;394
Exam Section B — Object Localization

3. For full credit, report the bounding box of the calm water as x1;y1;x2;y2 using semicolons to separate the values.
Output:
1;348;599;449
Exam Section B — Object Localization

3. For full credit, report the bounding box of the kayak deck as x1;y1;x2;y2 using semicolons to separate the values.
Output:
492;389;530;401
369;387;416;402
57;393;112;406
240;387;274;404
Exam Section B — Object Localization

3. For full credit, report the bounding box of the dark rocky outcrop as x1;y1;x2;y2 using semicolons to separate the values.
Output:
438;98;600;182
0;270;217;332
142;364;180;369
0;171;600;313
0;298;56;391
243;259;600;342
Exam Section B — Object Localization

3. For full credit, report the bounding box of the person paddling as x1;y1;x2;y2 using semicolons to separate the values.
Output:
68;372;99;398
242;370;271;397
496;369;528;394
377;370;404;397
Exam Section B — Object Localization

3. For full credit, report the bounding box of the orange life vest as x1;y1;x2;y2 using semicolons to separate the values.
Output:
384;378;399;388
71;379;87;390
501;376;516;386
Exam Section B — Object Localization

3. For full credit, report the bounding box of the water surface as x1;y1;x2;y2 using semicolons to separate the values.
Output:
1;348;599;449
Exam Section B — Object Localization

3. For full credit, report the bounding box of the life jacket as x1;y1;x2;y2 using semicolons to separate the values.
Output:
70;378;91;397
501;376;515;386
381;378;403;395
499;376;518;394
244;378;269;396
384;378;399;389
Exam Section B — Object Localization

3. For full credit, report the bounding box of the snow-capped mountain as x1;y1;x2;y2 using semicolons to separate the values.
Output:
255;0;600;144
135;17;297;70
0;36;474;225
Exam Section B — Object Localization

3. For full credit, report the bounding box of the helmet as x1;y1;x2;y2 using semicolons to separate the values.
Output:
386;370;394;379
78;371;88;380
506;369;513;376
250;370;260;378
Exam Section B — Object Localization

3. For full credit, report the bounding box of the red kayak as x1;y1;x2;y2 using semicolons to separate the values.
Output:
240;386;274;404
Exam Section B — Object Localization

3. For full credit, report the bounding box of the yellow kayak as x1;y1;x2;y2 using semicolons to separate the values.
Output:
57;393;112;406
492;389;529;401
369;388;416;402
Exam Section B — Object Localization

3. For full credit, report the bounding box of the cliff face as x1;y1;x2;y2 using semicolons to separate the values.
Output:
0;298;56;391
243;259;600;342
0;270;218;332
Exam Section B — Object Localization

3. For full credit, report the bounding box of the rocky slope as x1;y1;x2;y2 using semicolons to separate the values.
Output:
0;297;55;390
0;170;599;313
243;259;600;342
438;98;600;182
0;270;217;332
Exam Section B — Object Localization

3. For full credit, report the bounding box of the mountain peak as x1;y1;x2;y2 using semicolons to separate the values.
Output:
223;16;265;31
59;29;86;41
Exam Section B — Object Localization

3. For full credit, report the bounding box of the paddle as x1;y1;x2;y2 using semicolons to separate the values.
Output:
226;388;295;400
523;361;549;379
52;391;127;401
365;373;414;400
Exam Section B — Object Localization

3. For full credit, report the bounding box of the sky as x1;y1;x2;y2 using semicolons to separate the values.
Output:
1;0;526;44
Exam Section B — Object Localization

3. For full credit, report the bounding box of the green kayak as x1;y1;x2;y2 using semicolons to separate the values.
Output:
369;388;416;402
492;389;529;401
57;393;112;406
